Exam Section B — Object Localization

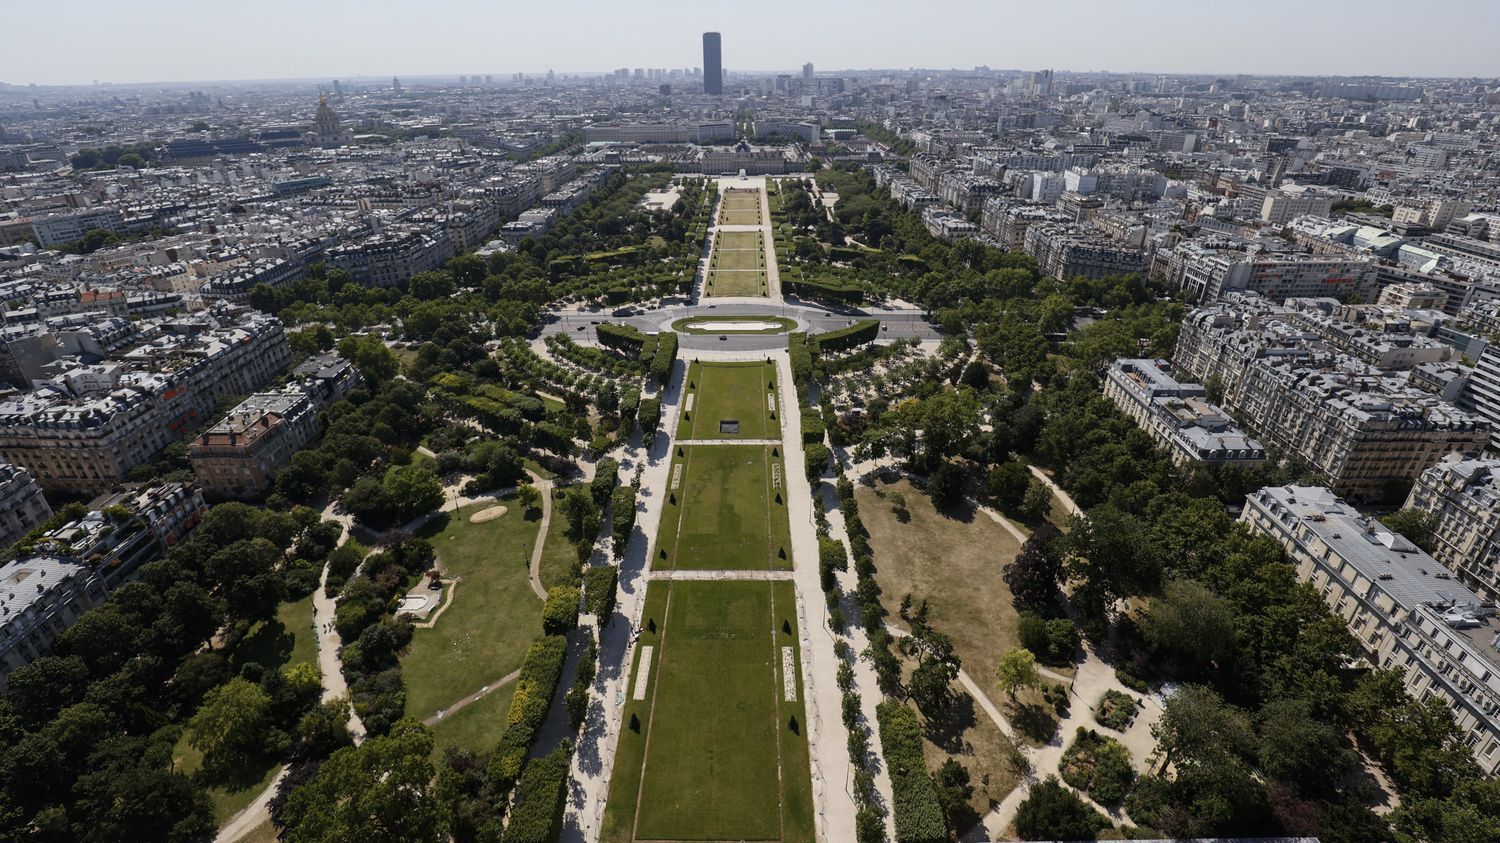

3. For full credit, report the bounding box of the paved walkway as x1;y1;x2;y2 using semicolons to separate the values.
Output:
648;569;794;581
1028;465;1083;518
422;669;523;726
774;352;865;842
216;504;368;843
525;469;554;599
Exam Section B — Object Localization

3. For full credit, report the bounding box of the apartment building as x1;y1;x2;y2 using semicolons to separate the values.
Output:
30;208;127;247
326;226;455;289
1023;224;1146;281
1260;185;1336;225
0;557;107;690
1175;299;1490;499
1242;485;1500;774
1103;359;1266;467
189;390;319;498
0;463;51;549
1407;454;1500;599
0;310;290;494
1167;242;1371;304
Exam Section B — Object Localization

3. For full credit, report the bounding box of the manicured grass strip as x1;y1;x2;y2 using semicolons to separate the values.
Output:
620;580;812;842
675;360;778;440
428;678;515;761
671;315;797;335
655;444;793;572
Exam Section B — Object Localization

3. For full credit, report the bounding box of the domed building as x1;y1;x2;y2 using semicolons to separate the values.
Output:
309;94;351;148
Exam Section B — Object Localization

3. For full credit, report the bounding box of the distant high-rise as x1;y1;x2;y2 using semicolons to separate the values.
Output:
332;79;344;99
392;76;403;95
802;62;814;80
702;32;723;95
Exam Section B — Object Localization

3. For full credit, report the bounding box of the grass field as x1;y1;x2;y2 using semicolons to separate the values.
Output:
538;485;580;591
855;476;1046;696
602;580;813;843
429;679;516;760
655;445;793;572
706;229;768;296
676;360;779;440
403;498;544;720
719;189;764;225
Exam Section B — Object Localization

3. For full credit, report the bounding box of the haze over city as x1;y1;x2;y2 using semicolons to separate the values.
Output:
6;0;1500;85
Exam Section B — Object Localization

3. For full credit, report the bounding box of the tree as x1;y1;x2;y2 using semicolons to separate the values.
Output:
1019;478;1052;522
344;477;396;528
280;718;446;843
1004;523;1064;610
933;758;974;832
926;462;963;508
188;677;272;773
987;460;1030;514
337;334;398;387
1014;776;1103;841
995;648;1040;701
1256;699;1354;797
1139;579;1238;670
383;464;444;523
1063;504;1161;624
505;479;536;508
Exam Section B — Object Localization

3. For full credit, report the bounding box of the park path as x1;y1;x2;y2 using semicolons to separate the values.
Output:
773;352;871;842
525;468;553;599
215;503;368;843
672;437;782;446
421;668;521;727
560;360;683;842
1028;464;1082;518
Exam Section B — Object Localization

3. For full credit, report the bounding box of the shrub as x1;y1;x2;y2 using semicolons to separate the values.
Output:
1059;727;1134;807
502;744;570;843
1095;689;1140;732
1018;614;1079;665
876;701;947;843
1113;667;1149;694
1014;775;1106;841
542;586;580;634
805;443;830;482
583;565;618;623
610;485;637;555
490;636;568;793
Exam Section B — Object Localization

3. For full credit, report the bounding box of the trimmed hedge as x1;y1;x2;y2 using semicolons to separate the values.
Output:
650;332;678;382
812;319;880;352
490;635;569;792
591;458;619;507
639;398;662;444
584;564;618;623
787;333;814;386
597;322;648;355
610;485;637;555
502;744;570;843
805;442;830;482
785;276;865;304
800;407;826;445
876;701;948;843
542;586;580;634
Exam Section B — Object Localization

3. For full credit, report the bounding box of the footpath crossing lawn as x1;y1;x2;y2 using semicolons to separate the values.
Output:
602;580;812;843
656;444;793;572
676;360;779;440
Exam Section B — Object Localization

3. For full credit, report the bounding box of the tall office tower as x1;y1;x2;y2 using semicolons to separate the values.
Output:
392;77;403;94
702;32;723;95
332;79;344;98
803;62;814;80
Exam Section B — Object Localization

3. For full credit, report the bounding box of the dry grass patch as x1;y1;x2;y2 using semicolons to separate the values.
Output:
857;476;1025;699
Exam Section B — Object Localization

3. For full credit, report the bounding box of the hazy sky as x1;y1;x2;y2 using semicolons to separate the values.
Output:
6;0;1499;86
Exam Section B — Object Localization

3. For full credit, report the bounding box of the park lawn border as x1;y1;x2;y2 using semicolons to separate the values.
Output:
671;315;797;335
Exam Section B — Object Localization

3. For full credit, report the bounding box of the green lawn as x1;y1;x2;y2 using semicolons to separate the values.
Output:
603;580;812;842
539;485;580;591
676;360;778;440
428;679;516;761
172;737;282;825
671;315;797;335
707;269;768;297
230;594;318;677
718;190;764;225
403;498;544;720
656;445;792;572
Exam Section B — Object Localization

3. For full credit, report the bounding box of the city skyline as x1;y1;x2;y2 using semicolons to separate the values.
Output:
6;0;1500;86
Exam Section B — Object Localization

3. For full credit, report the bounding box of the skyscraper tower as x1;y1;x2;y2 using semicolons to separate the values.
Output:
802;62;814;80
702;32;723;95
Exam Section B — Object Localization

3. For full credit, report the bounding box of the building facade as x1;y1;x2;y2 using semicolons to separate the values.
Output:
1103;359;1266;467
1242;485;1500;774
0;463;51;549
189;390;319;499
